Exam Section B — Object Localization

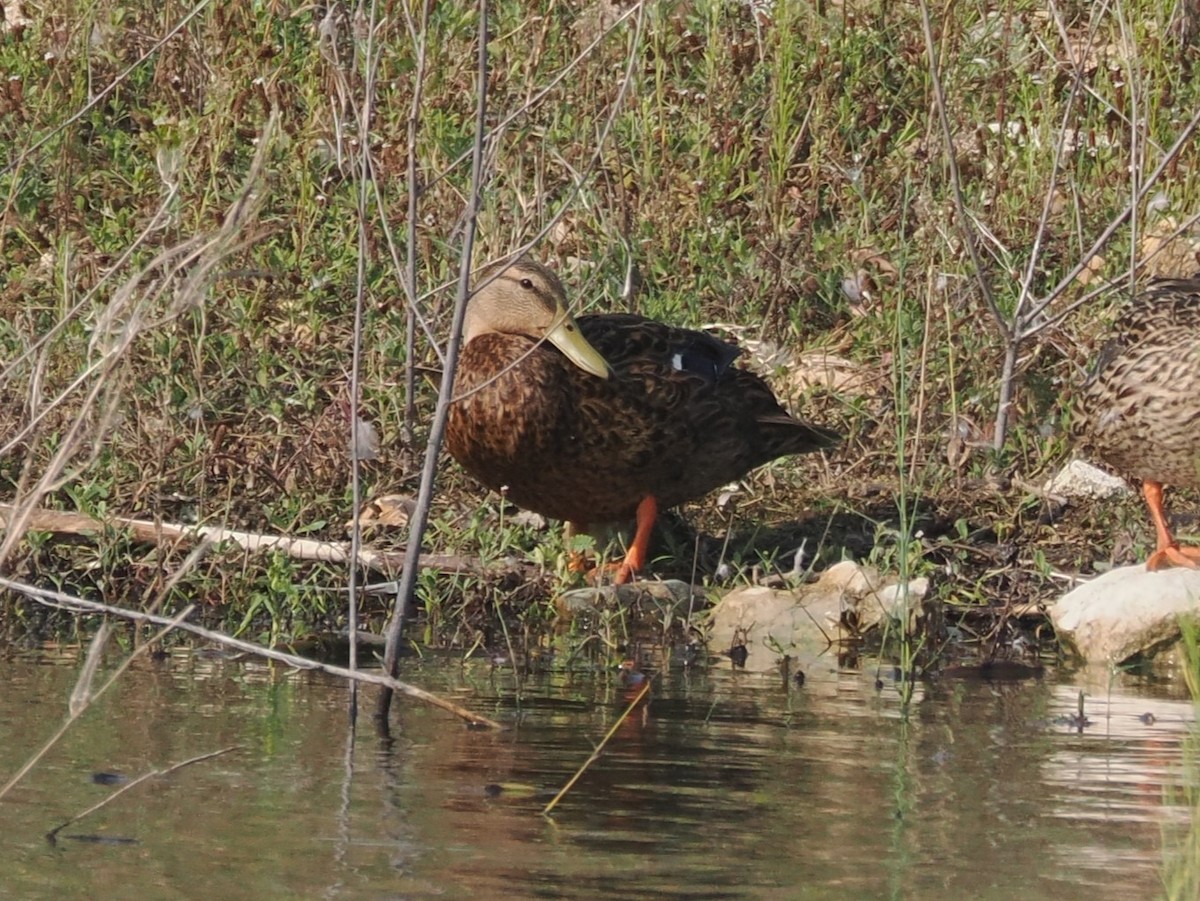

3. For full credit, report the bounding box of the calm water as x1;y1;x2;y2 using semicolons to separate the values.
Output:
0;650;1195;899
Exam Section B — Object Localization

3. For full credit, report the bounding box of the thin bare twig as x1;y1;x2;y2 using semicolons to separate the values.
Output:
0;576;504;729
351;1;649;378
403;0;432;447
917;0;1004;337
0;607;196;802
346;0;385;719
1015;0;1106;327
366;1;648;381
46;745;243;845
371;1;647;721
447;6;647;403
420;1;645;199
69;623;111;718
1027;104;1200;328
918;0;1023;450
376;0;493;722
542;677;653;816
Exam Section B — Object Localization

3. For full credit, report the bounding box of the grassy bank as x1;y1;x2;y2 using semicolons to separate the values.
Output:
1;0;1198;653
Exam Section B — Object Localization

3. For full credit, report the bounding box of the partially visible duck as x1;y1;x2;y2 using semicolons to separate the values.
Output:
1077;277;1200;569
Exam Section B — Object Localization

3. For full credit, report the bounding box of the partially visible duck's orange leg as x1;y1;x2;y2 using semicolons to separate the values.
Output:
614;495;658;585
1142;480;1200;570
565;521;592;574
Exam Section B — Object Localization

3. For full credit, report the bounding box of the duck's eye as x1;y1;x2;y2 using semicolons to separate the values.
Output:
520;278;534;289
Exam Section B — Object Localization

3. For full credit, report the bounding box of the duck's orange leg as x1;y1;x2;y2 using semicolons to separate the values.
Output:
1142;480;1200;570
613;495;658;585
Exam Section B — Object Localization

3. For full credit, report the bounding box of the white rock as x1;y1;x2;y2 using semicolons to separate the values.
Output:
1051;564;1200;663
821;559;873;593
706;562;929;672
510;510;548;529
1044;459;1130;500
875;579;931;614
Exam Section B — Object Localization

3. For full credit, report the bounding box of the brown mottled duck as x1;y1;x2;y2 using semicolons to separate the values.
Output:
445;255;840;584
1077;277;1200;570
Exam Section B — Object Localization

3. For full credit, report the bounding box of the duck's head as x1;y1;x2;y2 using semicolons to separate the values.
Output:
465;256;611;380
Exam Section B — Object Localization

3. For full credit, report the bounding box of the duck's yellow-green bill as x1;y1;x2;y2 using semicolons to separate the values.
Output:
546;315;610;379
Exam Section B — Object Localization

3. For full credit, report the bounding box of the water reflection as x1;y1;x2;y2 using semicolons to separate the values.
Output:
0;652;1194;899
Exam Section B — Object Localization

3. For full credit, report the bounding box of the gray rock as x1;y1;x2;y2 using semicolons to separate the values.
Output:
557;579;696;613
1051;565;1200;663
